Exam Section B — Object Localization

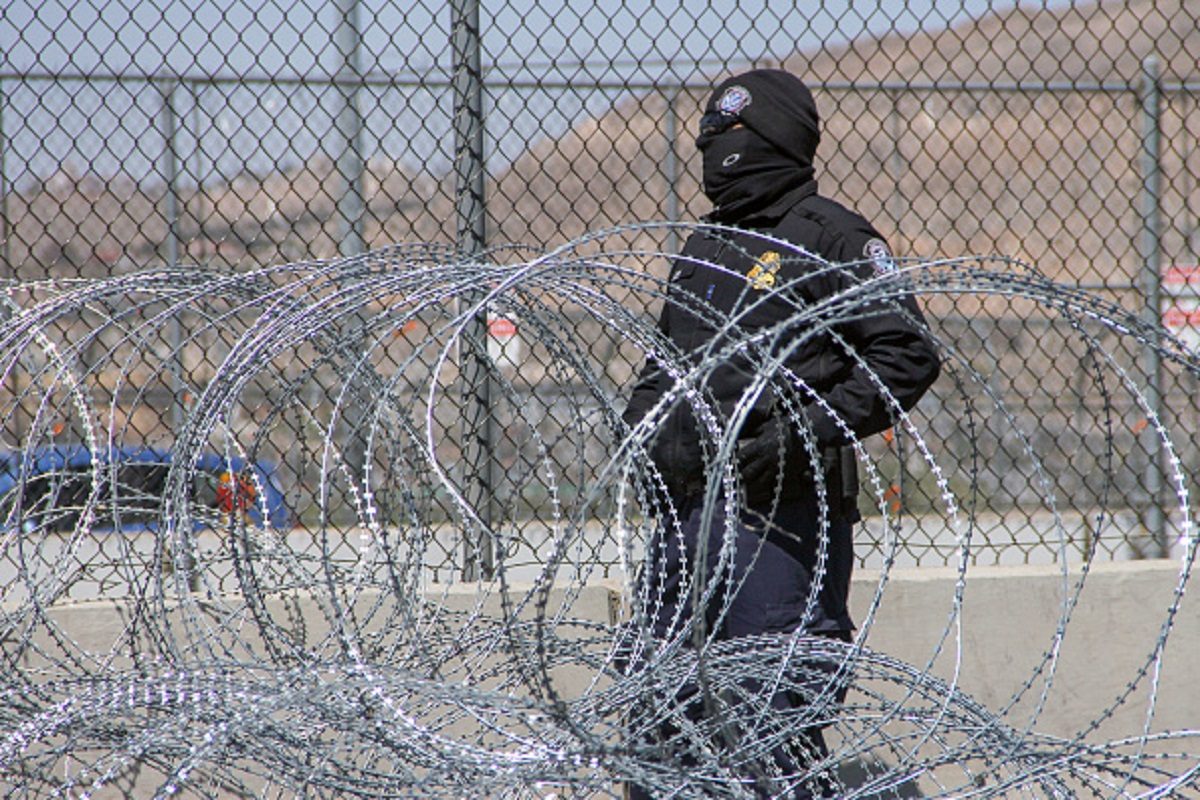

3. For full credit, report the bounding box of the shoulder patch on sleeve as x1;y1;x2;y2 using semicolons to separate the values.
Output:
864;238;896;274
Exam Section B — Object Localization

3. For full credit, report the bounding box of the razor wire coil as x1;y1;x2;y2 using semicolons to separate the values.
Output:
0;226;1197;797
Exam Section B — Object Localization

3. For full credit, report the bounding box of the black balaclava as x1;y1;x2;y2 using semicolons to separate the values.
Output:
696;69;821;223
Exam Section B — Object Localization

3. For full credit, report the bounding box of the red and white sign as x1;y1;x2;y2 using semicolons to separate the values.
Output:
488;317;517;338
487;315;521;368
1163;264;1200;353
1163;265;1200;289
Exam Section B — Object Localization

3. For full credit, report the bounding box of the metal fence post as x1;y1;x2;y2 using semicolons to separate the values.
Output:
1185;134;1196;256
330;0;372;524
452;0;494;581
1138;55;1167;558
0;77;9;281
188;81;208;263
161;78;199;590
887;89;906;229
887;89;908;515
160;81;187;434
0;76;22;448
333;0;366;258
665;84;680;255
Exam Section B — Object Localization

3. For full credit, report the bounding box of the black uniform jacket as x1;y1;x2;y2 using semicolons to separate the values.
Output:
623;182;941;516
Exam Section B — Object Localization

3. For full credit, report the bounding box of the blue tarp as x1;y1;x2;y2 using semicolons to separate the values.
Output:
0;444;291;530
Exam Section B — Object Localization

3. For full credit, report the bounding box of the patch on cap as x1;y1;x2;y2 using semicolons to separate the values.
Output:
717;85;752;115
864;238;896;274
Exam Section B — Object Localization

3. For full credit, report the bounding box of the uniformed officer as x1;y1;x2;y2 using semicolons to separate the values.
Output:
622;69;941;798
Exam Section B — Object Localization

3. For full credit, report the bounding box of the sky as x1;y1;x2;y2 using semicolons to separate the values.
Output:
2;0;1061;79
0;0;1072;186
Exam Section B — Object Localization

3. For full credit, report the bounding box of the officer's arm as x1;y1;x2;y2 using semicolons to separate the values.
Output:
807;315;939;445
803;246;940;446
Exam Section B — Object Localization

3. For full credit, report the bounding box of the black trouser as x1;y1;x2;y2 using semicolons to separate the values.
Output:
626;496;853;799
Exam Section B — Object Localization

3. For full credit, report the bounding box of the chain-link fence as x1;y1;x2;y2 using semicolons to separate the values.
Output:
2;0;1199;594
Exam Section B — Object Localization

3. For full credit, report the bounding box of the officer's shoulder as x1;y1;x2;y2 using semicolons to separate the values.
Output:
789;194;875;236
785;194;882;258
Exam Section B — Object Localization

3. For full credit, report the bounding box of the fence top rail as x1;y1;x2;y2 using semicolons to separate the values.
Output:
2;68;1199;96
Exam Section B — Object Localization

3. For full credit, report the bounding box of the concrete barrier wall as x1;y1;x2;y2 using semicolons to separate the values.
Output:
12;560;1197;782
847;559;1198;740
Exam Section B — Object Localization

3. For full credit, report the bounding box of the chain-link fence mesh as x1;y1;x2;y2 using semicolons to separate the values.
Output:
2;0;1199;592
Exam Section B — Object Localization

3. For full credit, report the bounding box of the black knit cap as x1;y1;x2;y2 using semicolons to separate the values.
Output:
703;69;821;166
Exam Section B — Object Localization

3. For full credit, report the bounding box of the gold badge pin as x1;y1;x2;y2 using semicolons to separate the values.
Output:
747;251;781;290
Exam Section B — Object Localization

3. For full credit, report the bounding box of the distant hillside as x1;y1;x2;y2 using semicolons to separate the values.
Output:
798;0;1199;85
492;0;1200;288
4;156;456;280
6;0;1198;291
